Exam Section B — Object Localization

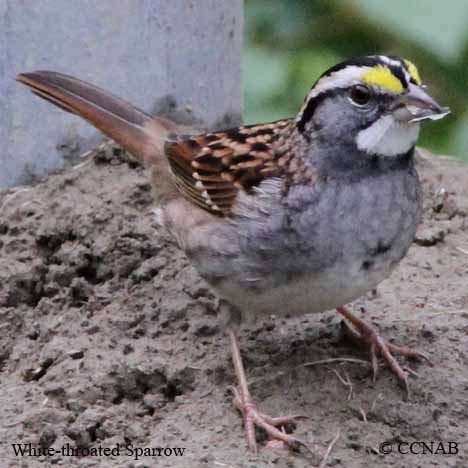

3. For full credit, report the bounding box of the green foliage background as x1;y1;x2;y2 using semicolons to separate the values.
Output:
244;0;468;159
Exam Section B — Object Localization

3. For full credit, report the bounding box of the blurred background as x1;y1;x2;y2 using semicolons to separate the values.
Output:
244;0;468;160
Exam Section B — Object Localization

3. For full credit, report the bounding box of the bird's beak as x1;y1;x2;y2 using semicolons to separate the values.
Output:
393;83;450;123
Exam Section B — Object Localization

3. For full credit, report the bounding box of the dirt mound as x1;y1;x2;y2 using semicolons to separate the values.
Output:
1;145;467;467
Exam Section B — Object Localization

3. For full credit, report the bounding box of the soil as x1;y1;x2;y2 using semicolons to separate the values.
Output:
0;144;467;468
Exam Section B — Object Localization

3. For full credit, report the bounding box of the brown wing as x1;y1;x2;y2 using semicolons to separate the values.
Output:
165;119;295;215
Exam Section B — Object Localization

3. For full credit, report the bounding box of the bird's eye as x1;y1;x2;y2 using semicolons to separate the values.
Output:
350;85;371;106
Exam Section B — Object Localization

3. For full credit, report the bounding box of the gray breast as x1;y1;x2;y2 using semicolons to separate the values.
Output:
203;166;422;319
182;161;422;321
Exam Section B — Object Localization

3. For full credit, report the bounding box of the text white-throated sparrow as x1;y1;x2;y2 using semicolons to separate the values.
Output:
17;54;449;453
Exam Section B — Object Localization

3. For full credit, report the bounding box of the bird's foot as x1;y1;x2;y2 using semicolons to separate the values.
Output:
231;387;308;453
336;306;432;396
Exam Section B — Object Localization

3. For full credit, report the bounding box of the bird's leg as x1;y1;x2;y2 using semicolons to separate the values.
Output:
226;326;307;453
336;306;432;394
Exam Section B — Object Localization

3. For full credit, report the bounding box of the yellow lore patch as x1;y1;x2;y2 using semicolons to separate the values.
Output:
361;65;404;93
404;59;422;85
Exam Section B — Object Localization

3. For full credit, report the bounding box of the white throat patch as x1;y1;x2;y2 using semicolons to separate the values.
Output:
356;116;420;157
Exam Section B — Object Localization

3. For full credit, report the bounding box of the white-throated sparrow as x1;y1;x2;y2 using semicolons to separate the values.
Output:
17;55;449;453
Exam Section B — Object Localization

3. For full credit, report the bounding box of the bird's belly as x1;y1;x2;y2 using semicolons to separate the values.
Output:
216;255;395;322
184;168;421;323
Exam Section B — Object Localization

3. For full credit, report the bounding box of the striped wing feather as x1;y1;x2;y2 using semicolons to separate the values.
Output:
165;120;293;215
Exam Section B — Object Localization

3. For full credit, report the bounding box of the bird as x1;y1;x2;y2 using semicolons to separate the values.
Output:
17;55;449;453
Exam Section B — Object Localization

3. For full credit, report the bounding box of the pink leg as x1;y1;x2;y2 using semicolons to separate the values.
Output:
227;328;308;453
336;306;432;395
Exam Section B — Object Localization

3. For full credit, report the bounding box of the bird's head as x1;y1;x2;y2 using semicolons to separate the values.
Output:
296;55;449;158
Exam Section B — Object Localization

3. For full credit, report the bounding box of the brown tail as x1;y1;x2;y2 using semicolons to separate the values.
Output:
16;71;178;168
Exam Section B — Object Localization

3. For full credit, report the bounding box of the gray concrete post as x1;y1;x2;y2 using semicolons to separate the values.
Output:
1;0;243;187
